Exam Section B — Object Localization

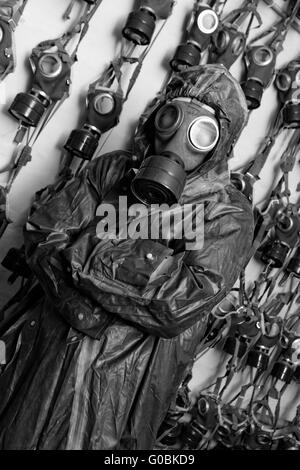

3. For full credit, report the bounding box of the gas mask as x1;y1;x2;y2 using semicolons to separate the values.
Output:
171;4;219;71
275;59;300;128
64;1;175;164
271;313;300;384
242;45;276;110
244;424;275;450
207;0;264;72
209;23;246;70
65;87;123;160
9;43;72;135
131;97;220;205
259;207;300;268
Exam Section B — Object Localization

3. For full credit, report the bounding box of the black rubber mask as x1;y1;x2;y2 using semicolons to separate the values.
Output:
131;98;219;205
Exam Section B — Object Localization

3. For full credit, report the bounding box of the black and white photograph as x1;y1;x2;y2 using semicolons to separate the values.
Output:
0;0;299;455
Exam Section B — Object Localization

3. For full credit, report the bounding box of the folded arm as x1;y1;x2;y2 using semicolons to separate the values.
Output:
71;198;254;338
24;152;132;336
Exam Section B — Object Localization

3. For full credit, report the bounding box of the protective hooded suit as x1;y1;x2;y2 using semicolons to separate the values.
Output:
0;64;253;450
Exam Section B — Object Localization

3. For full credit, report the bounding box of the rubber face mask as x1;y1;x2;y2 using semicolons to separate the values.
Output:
131;98;220;205
275;60;300;128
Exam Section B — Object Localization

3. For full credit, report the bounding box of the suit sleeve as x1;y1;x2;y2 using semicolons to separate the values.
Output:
25;152;131;255
24;152;132;337
70;194;254;338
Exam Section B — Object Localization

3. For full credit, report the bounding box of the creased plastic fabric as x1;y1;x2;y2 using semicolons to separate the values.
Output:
0;65;253;450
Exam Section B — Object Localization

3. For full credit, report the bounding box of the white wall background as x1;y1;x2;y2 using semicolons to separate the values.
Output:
0;0;299;425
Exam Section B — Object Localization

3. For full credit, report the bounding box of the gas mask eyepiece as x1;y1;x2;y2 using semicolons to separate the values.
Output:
131;99;220;205
37;53;63;79
154;101;184;137
188;115;219;152
209;25;245;70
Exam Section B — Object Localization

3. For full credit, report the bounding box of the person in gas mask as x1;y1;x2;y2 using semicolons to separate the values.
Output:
0;64;253;450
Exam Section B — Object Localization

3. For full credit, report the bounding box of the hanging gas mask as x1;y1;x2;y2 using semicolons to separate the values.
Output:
209;23;246;70
223;311;256;358
9;43;72;132
242;45;276;109
215;406;248;449
245;402;278;450
275;59;300;128
65;87;123;160
171;5;219;71
259;208;300;268
272;314;300;384
246;318;281;371
131;97;220;205
122;0;174;45
244;424;275;450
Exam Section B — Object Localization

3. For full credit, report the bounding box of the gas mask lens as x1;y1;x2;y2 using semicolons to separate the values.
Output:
231;35;244;57
197;9;219;34
188;116;219;152
155;100;219;152
154;102;183;137
93;92;115;115
253;46;273;66
214;29;230;53
275;71;292;92
38;53;63;79
198;397;210;416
